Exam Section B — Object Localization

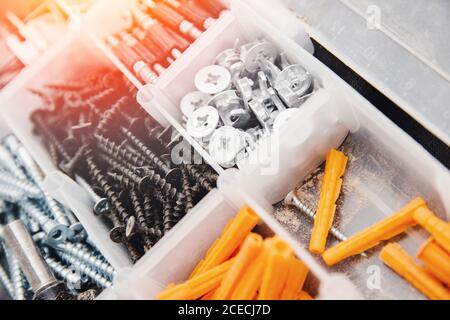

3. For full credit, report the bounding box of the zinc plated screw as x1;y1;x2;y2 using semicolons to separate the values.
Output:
58;252;112;289
0;171;41;198
51;242;115;278
0;263;15;299
9;254;27;300
284;191;348;242
20;200;69;246
0;145;28;181
0;184;26;202
43;256;82;291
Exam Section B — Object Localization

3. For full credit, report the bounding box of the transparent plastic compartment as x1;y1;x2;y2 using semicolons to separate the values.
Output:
114;0;450;299
0;32;133;270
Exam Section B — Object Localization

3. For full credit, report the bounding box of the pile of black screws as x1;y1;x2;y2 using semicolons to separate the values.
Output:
29;69;218;262
0;135;113;300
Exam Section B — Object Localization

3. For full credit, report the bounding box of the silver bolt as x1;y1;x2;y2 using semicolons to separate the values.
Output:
2;220;60;299
0;171;41;198
58;252;112;289
20;200;69;246
284;191;348;242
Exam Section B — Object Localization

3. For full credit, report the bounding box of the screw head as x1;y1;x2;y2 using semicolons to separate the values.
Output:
214;48;241;69
93;199;109;217
68;223;88;243
46;225;69;247
195;65;231;94
241;41;278;73
109;225;126;244
274;64;314;108
186;106;220;140
180;91;211;118
208;126;244;168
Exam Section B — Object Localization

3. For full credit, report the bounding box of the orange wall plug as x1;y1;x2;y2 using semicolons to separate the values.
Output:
258;237;293;300
157;258;235;300
322;197;425;266
214;233;264;300
310;149;348;254
190;205;260;277
417;238;450;287
280;258;309;300
380;243;450;300
413;206;450;254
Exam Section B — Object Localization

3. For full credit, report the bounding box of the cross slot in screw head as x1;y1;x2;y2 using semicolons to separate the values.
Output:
195;65;231;94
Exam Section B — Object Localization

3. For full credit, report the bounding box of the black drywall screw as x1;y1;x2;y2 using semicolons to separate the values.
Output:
162;199;179;234
142;195;163;244
48;142;59;167
185;164;214;192
121;127;182;187
32;113;72;163
95;97;128;135
59;144;88;177
95;134;149;169
107;211;126;244
128;191;152;250
85;151;130;226
100;154;152;194
181;169;195;213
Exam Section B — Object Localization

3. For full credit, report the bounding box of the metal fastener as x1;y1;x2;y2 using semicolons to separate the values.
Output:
195;65;231;94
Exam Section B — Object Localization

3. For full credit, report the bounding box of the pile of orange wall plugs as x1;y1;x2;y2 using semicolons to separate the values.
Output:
312;149;450;300
157;206;313;300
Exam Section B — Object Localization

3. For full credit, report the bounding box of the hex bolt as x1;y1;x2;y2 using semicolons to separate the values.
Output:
51;242;115;278
2;220;64;300
20;200;69;246
75;175;110;216
57;252;112;288
284;191;348;242
0;171;41;198
43;256;82;291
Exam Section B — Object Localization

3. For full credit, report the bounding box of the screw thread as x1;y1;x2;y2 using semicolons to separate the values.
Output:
0;183;26;202
58;252;112;288
10;256;26;300
162;199;179;234
186;165;214;192
121;128;171;174
142;195;163;244
16;146;45;185
181;169;195;213
86;155;129;224
48;142;60;167
58;242;114;278
130;191;153;250
0;145;28;181
21;200;57;235
95;134;148;168
0;263;14;299
44;256;81;289
95;96;128;134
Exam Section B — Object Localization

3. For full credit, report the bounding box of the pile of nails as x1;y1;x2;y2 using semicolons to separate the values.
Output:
29;69;218;262
0;135;113;300
0;19;25;89
182;38;315;168
105;0;227;84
